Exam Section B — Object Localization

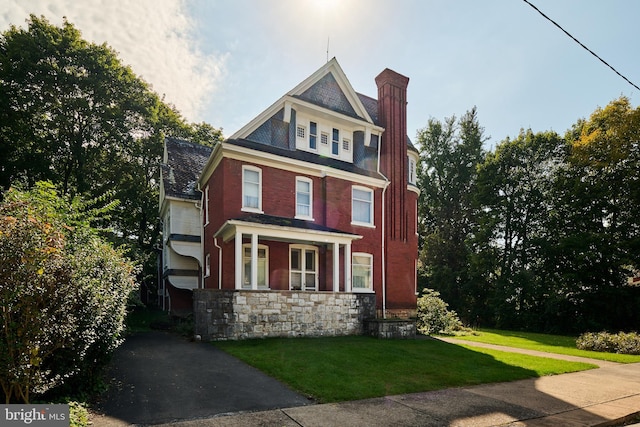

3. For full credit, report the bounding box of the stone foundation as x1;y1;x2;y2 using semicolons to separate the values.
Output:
365;319;417;339
194;289;376;341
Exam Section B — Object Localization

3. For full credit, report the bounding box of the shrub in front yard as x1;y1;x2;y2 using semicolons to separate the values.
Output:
0;183;137;403
576;332;640;355
417;288;464;335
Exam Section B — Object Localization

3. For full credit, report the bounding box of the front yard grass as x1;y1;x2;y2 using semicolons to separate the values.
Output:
453;329;640;363
214;336;596;403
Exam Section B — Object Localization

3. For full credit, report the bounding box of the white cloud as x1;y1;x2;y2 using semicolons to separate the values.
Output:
0;0;225;122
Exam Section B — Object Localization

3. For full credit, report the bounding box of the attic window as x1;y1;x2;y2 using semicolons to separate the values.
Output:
297;125;306;139
342;138;350;151
309;122;317;150
321;132;329;145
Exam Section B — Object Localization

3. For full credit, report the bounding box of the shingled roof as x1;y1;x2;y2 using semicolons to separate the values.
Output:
162;137;213;200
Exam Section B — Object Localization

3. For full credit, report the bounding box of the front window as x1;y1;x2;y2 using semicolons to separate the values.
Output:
352;186;373;226
242;244;269;289
295;177;313;219
242;166;262;212
352;253;373;291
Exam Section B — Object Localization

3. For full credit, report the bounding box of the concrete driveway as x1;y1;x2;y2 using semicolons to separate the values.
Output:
91;331;312;426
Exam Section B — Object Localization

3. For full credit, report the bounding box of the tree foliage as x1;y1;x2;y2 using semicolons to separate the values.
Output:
416;98;640;334
0;15;222;295
0;183;137;403
416;107;486;321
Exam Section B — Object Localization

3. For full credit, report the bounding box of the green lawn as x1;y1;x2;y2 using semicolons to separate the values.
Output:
452;329;640;363
214;336;596;403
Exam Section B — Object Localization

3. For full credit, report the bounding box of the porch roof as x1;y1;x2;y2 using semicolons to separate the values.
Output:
214;213;362;245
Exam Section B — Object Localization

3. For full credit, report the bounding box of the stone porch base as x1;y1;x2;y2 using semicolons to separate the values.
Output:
194;289;376;341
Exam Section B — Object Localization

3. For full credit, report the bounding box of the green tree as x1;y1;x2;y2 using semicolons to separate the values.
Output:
0;183;137;403
416;107;486;322
473;130;567;330
0;16;222;296
544;97;640;332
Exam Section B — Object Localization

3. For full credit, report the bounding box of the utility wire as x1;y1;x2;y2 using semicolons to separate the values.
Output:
522;0;640;92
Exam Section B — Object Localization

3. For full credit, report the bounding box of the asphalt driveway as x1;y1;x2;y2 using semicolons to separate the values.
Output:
92;331;312;426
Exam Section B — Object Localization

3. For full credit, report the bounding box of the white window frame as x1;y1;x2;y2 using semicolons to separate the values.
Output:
289;244;318;291
204;185;210;226
309;121;318;151
204;253;210;278
295;177;314;220
242;243;269;289
351;185;374;227
331;128;340;156
352;252;374;292
242;165;263;213
408;155;417;185
296;125;306;139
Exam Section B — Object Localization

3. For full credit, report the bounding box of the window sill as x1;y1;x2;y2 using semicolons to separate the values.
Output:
351;221;376;229
294;215;315;221
241;207;264;214
351;288;375;293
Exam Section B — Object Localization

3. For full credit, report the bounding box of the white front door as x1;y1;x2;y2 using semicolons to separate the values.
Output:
290;245;318;291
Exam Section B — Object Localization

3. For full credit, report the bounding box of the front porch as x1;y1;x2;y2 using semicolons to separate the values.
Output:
194;289;376;340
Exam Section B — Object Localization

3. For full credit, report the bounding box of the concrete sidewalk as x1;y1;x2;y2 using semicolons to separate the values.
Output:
156;340;640;427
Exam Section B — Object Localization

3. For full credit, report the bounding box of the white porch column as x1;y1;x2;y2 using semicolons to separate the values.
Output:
344;242;352;293
234;230;242;290
332;242;340;292
251;233;258;290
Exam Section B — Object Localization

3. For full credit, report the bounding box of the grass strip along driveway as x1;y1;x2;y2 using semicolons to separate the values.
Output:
214;336;596;403
452;329;640;364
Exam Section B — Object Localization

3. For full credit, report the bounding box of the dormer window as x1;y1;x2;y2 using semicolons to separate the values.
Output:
309;122;317;150
295;115;353;162
332;128;340;156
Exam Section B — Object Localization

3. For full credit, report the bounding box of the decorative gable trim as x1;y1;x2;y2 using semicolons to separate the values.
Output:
231;59;377;141
288;58;373;124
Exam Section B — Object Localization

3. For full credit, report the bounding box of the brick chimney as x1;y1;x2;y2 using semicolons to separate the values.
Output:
375;68;409;242
375;68;417;318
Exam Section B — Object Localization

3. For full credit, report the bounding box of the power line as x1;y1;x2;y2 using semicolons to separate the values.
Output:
522;0;640;92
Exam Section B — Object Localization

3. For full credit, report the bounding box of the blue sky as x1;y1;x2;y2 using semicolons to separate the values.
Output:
3;1;639;148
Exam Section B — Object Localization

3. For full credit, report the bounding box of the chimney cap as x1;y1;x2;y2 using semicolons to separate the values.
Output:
375;68;409;89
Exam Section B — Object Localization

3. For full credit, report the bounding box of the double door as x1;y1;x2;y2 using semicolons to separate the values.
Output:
290;246;317;291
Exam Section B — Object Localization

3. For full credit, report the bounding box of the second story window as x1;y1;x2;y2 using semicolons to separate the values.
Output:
408;156;417;185
352;186;373;226
295;177;313;220
332;128;340;156
242;166;262;212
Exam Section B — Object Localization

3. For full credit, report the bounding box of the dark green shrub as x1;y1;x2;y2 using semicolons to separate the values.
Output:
576;331;640;355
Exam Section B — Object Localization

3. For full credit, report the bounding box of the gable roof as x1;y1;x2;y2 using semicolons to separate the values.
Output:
162;137;213;200
231;58;379;140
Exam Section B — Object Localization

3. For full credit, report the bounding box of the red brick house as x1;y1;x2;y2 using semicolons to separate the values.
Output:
164;59;419;339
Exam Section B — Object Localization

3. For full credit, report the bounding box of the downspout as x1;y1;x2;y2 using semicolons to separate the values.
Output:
214;237;222;289
197;183;205;289
376;131;390;320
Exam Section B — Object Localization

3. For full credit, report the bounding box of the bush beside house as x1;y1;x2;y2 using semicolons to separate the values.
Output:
0;183;137;403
